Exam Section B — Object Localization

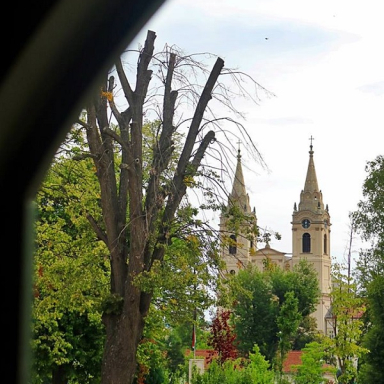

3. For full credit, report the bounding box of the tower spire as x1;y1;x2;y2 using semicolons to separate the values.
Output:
303;136;319;193
229;143;251;213
298;137;323;212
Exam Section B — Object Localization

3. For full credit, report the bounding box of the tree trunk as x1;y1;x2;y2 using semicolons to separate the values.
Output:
79;30;224;384
52;365;66;384
101;302;145;383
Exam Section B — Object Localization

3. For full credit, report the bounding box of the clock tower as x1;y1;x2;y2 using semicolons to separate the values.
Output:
291;138;331;333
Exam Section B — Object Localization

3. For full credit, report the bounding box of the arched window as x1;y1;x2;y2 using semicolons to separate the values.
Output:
229;234;237;254
302;233;311;253
324;234;327;254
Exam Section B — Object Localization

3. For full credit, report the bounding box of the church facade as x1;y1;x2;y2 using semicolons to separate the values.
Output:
219;142;332;334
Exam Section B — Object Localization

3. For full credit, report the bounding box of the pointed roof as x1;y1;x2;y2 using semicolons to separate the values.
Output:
231;149;246;199
303;141;319;193
229;148;252;213
297;138;325;213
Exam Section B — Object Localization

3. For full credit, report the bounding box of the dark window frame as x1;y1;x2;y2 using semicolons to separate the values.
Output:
324;234;327;254
229;234;237;254
302;233;311;253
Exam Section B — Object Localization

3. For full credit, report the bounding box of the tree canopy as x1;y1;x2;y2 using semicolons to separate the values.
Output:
350;155;384;383
227;259;320;363
32;156;109;383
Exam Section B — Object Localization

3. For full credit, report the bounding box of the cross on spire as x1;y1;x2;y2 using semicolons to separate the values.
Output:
237;140;242;159
309;135;314;151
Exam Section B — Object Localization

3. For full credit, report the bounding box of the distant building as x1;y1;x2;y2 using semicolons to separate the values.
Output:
219;140;332;333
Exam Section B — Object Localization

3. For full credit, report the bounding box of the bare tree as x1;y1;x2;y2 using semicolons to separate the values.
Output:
75;30;270;384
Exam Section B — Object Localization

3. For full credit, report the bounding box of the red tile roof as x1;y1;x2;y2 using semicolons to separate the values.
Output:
283;351;302;372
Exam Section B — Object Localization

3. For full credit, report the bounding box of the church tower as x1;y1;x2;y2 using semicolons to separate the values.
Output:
291;139;331;333
219;148;257;275
220;139;332;334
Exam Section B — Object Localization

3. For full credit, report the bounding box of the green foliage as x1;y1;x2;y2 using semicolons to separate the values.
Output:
31;310;105;384
350;155;384;383
325;263;368;384
135;312;213;384
101;293;124;315
228;259;320;363
292;315;321;351
351;155;384;246
193;345;274;384
164;330;188;380
229;264;280;361
221;204;257;240
357;274;384;383
136;227;220;325
269;259;321;317
136;323;167;384
32;156;109;383
133;229;219;382
293;341;336;384
275;291;301;376
135;316;211;384
141;119;185;196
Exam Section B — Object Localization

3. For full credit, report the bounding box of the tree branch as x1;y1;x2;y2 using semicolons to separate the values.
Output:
102;127;131;153
176;57;224;184
115;58;135;107
151;130;216;267
72;153;99;161
87;213;108;245
145;53;178;237
76;118;91;130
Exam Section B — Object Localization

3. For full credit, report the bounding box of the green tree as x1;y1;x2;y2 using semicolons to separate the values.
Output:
163;329;187;382
293;341;336;384
32;157;109;384
351;155;384;251
357;275;384;383
350;155;384;383
72;29;269;384
194;345;274;384
275;291;301;380
228;259;320;363
325;263;368;384
292;315;320;351
229;264;279;361
269;258;320;318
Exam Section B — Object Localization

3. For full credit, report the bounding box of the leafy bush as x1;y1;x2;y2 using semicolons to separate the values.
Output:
192;345;274;384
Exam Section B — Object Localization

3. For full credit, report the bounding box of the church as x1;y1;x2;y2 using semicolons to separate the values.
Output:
219;140;332;334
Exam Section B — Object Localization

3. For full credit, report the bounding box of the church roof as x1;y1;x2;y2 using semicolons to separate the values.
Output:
256;243;286;256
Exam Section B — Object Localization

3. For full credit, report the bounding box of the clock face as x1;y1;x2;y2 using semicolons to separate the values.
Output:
302;219;311;229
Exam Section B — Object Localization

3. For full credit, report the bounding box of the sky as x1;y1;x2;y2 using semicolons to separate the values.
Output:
127;0;384;266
